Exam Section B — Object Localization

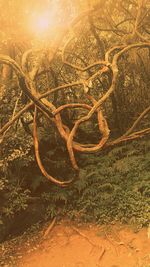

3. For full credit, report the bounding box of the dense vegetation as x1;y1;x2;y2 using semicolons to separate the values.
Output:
41;139;150;225
0;0;150;241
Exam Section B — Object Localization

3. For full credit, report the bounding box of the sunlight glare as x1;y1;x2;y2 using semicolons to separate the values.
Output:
30;12;56;37
37;17;49;32
28;1;76;39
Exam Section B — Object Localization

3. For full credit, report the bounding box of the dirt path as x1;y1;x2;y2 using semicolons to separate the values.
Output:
0;221;150;267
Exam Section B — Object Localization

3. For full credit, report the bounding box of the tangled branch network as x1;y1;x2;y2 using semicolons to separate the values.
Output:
0;3;150;186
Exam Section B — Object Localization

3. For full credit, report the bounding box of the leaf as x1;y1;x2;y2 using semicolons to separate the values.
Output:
74;177;89;193
52;190;68;203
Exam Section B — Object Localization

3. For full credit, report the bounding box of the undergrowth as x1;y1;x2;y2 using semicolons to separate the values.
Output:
42;138;150;228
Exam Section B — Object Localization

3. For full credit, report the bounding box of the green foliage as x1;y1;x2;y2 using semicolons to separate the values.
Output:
40;139;150;227
1;134;149;230
0;177;30;223
0;132;34;225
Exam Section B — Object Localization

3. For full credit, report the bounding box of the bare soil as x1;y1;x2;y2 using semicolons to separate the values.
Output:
0;220;150;267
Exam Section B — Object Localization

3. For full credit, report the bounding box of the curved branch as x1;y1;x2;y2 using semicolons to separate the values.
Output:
107;128;150;148
54;103;92;115
67;94;110;169
33;106;73;187
66;42;150;169
0;103;33;136
123;106;150;137
0;54;54;119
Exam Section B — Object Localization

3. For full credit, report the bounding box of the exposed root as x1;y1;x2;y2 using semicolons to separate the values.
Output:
104;230;119;256
97;246;106;265
71;226;96;247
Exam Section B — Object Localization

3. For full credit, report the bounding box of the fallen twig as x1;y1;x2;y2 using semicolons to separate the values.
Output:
43;217;57;238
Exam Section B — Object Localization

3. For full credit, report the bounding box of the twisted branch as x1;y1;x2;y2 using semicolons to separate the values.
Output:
1;3;150;185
